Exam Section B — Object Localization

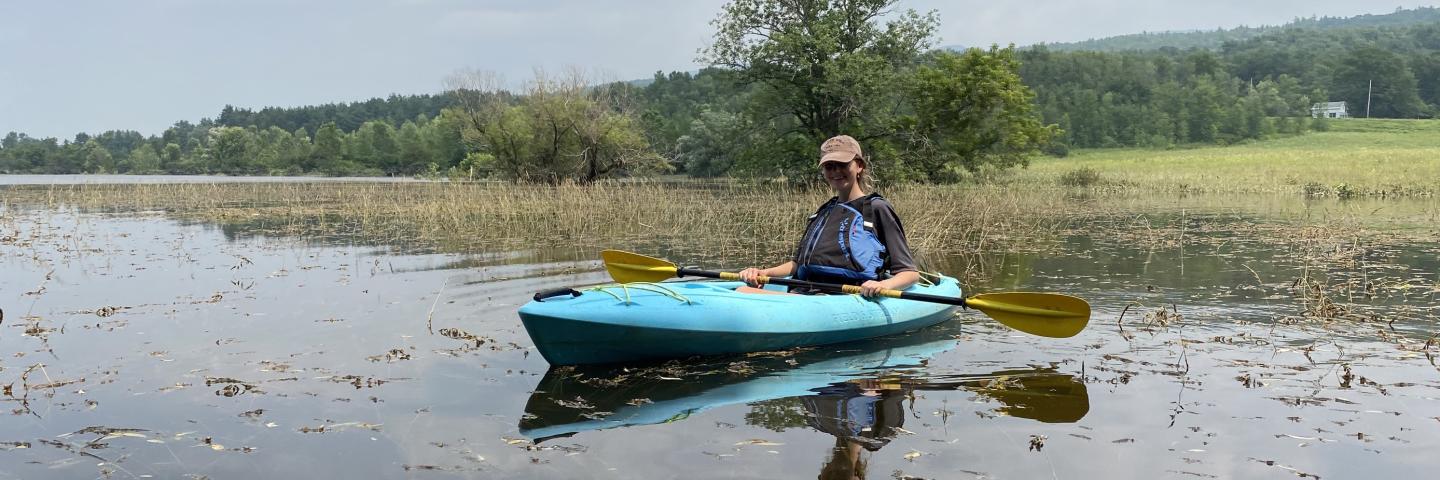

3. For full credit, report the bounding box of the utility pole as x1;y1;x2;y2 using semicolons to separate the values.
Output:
1366;79;1373;118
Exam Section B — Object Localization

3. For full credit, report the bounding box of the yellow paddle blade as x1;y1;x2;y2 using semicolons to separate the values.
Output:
966;370;1090;423
966;292;1090;338
601;250;680;284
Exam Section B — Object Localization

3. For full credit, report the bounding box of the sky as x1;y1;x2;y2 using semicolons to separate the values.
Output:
1;0;1433;139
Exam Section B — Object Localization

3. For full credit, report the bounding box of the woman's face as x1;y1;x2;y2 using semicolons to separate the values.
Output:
821;160;862;192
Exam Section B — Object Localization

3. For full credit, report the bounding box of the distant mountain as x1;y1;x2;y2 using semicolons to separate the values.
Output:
944;6;1440;53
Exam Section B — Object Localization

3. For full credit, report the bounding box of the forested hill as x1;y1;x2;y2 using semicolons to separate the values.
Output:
994;6;1440;52
215;93;455;135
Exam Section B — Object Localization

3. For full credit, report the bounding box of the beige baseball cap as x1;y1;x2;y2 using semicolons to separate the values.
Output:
819;135;862;165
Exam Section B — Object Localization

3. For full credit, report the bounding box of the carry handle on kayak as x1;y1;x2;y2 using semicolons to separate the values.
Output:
677;268;965;305
533;288;581;302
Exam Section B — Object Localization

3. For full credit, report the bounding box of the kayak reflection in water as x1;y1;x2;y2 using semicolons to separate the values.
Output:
805;378;909;480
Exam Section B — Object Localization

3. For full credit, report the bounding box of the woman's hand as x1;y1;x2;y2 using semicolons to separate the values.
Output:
859;280;888;297
738;267;766;287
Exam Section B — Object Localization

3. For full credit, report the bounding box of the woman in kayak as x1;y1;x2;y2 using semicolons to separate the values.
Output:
738;135;919;297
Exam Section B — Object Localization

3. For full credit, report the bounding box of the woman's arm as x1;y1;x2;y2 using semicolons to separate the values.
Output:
860;270;919;297
739;261;795;287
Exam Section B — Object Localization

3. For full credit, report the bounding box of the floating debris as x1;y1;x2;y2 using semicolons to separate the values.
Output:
366;348;412;363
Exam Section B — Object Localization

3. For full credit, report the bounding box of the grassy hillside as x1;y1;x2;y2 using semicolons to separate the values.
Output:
1021;119;1440;196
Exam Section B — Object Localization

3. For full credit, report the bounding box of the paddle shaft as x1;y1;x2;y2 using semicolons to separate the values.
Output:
676;268;966;306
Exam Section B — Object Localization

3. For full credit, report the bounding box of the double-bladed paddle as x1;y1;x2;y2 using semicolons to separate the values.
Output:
600;250;1090;338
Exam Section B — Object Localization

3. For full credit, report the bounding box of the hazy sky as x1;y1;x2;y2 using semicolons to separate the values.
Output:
2;0;1432;139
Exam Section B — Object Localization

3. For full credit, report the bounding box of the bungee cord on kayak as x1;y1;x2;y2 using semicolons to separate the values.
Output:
585;282;693;305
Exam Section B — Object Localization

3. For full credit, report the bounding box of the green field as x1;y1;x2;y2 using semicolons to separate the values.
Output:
1021;119;1440;196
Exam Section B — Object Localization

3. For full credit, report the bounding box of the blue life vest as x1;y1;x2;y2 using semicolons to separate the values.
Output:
794;194;887;283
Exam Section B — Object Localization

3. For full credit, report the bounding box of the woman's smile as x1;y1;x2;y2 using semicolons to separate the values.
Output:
822;162;854;188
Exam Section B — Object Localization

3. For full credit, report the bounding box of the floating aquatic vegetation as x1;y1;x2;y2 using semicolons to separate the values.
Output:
297;421;382;434
326;375;394;389
366;348;412;363
204;377;260;397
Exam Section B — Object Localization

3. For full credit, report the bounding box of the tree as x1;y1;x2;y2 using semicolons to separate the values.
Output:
901;47;1059;181
277;128;311;174
446;70;669;184
82;139;114;173
161;143;183;173
311;122;346;175
1331;47;1425;118
210;126;259;174
126;144;161;174
396;121;429;175
363;121;402;175
675;108;748;177
703;0;937;140
700;0;1057;181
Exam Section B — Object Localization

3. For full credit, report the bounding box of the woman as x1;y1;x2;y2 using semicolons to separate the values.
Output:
738;135;919;297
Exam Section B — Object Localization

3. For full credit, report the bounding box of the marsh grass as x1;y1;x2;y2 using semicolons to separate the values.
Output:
1;181;1081;273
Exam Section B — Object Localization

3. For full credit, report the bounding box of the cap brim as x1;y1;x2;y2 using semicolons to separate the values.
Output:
819;152;855;165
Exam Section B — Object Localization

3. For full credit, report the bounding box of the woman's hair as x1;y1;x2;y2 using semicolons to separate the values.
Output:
854;156;875;192
817;438;867;480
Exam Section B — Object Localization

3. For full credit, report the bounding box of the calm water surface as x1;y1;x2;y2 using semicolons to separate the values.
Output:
1;195;1437;479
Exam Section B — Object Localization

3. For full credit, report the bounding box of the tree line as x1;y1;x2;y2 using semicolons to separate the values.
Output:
4;3;1438;181
0;114;464;177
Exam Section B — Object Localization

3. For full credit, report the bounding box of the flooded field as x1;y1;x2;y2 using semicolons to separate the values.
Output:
2;182;1438;479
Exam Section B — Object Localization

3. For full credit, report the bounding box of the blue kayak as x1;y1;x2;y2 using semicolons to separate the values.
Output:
517;276;962;365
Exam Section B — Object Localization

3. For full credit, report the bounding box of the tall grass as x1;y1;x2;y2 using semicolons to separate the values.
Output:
1;181;1079;268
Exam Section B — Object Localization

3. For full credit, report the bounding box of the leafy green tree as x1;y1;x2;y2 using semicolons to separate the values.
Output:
701;0;943;177
675;109;748;177
210;126;259;174
704;0;937;139
362;121;402;175
1332;47;1426;118
126;144;161;174
171;138;207;174
276;128;311;174
82;139;114;173
1410;52;1440;107
902;47;1059;181
311;122;346;175
425;111;466;169
448;71;669;184
1184;76;1226;143
701;0;1058;181
396;121;429;175
345;124;378;170
161;143;183;173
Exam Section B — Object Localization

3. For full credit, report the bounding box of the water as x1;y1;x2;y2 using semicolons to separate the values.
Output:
2;195;1438;478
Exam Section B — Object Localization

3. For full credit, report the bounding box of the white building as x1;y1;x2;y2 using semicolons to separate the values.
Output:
1311;101;1349;118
